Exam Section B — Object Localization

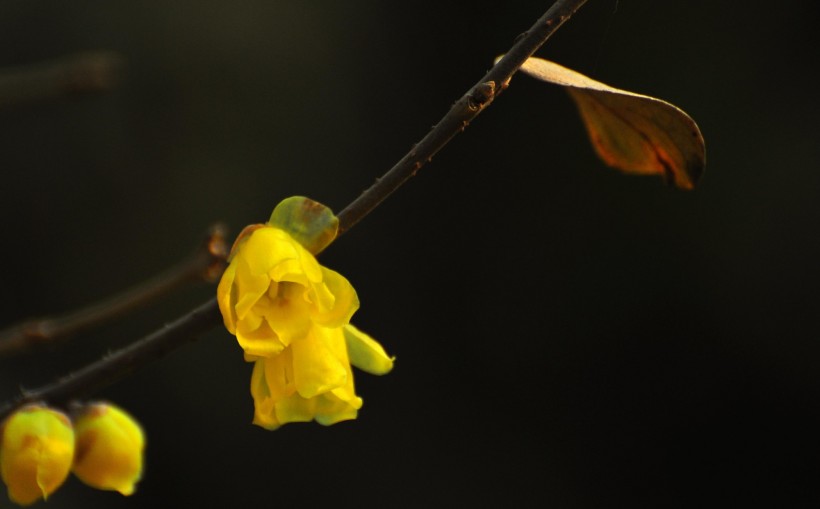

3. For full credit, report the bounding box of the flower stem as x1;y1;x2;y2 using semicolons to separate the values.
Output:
0;224;227;358
0;0;588;422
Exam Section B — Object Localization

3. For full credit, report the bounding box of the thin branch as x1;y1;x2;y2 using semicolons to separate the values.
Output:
0;299;222;419
0;0;588;422
0;51;125;110
0;224;227;358
336;0;588;234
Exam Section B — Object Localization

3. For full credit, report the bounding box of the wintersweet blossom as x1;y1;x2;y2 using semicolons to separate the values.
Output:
250;323;393;429
72;403;144;496
250;325;361;429
0;405;74;506
217;225;359;359
217;201;393;429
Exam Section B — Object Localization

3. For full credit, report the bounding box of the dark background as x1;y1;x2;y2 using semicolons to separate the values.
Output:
1;1;819;507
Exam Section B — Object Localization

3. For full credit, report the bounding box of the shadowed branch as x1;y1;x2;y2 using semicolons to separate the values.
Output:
0;224;227;358
0;299;222;420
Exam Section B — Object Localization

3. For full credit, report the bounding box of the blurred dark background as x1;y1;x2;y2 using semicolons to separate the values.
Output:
1;0;819;507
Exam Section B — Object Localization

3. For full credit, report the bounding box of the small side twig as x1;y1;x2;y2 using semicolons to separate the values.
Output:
0;51;125;110
0;0;588;422
0;224;227;358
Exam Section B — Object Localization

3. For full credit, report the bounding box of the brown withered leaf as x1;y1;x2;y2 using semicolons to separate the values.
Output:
513;57;706;190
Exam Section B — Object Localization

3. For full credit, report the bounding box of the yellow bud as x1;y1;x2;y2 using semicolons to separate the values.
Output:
71;403;144;496
0;405;75;506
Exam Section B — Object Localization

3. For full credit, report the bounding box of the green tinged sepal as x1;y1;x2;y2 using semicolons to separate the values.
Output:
268;196;339;254
343;324;395;375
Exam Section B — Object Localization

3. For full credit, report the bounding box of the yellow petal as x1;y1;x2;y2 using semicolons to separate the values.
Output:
216;263;238;333
236;319;285;358
250;360;281;430
291;327;348;399
251;410;281;431
343;324;394;375
256;227;323;284
274;394;317;425
233;258;270;321
305;278;336;315
252;355;316;428
268;258;309;286
314;393;361;426
241;227;299;275
310;267;360;328
261;349;296;401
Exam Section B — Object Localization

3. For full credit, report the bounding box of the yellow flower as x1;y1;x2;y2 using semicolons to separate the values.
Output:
72;403;144;496
250;325;360;429
217;203;394;429
252;323;395;429
217;225;359;359
0;405;74;506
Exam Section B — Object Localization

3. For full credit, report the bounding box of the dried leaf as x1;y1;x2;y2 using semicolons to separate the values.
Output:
513;57;706;190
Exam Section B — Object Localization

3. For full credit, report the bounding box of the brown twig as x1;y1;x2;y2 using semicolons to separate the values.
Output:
335;0;588;234
0;299;222;420
0;51;125;110
0;0;588;422
0;224;227;358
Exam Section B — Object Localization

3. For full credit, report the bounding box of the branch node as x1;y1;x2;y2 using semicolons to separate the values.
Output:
467;81;496;111
202;223;229;282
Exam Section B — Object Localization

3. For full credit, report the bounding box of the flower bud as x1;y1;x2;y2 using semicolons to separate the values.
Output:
71;403;144;496
0;405;74;506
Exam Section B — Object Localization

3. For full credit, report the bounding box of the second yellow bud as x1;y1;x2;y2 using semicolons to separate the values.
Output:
72;403;145;496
